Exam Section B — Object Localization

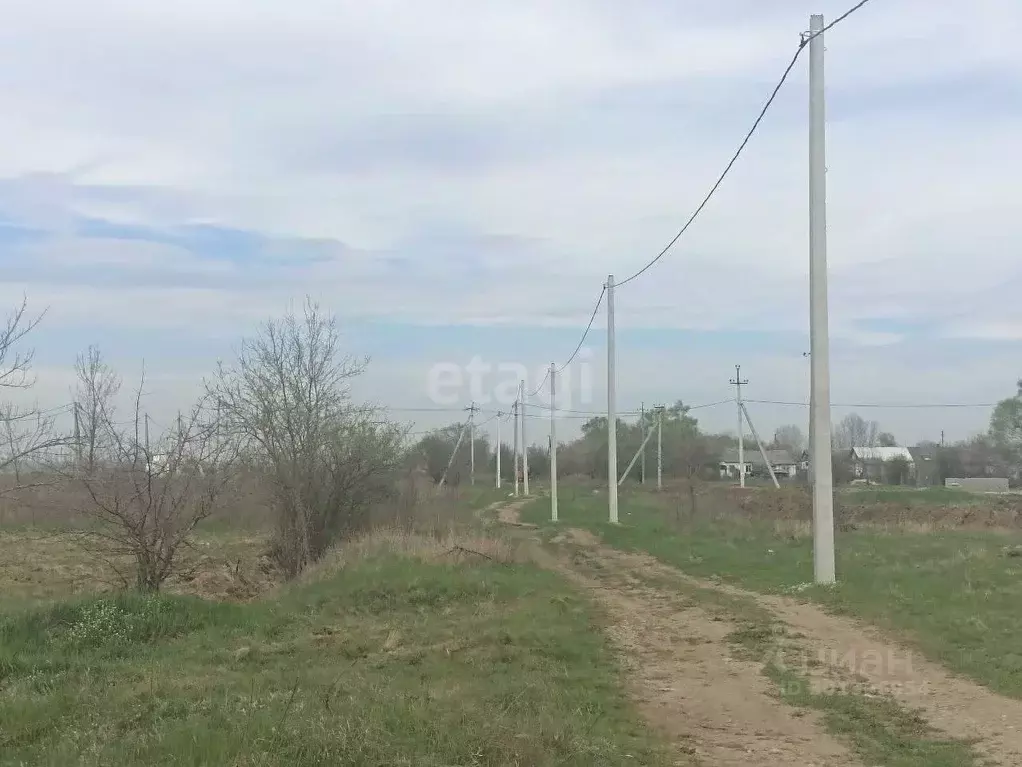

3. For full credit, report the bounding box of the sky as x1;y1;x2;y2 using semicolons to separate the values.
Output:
1;0;1020;448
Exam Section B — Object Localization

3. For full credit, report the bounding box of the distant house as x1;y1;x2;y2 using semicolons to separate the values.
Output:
907;444;940;486
719;448;799;480
849;446;915;484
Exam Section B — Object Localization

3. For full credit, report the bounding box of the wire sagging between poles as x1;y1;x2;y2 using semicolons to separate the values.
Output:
615;0;876;288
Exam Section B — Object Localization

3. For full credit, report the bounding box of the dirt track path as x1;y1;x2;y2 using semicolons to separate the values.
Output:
496;499;1022;766
497;501;863;766
566;535;1022;766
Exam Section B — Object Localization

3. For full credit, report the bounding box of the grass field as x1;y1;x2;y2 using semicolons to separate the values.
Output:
0;530;669;766
838;485;993;505
523;486;1022;700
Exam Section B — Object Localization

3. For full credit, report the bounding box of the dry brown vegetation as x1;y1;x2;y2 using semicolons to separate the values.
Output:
0;468;504;606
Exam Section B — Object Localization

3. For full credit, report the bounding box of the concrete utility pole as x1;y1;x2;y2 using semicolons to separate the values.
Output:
467;402;478;485
730;365;749;487
521;381;530;495
607;274;619;523
73;401;82;470
656;404;665;491
513;399;520;497
438;420;470;489
740;401;781;489
550;363;558;522
640;402;646;484
619;426;657;486
809;12;836;584
495;411;502;489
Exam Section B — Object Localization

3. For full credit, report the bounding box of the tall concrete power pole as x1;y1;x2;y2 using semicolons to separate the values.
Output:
655;404;664;491
521;381;530;495
640;402;646;484
730;365;749;488
606;274;619;524
468;402;478;486
495;412;502;489
513;399;520;497
809;13;836;584
549;363;558;522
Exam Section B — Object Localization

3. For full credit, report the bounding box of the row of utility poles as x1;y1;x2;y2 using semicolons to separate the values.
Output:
71;401;155;468
598;13;837;584
440;13;836;584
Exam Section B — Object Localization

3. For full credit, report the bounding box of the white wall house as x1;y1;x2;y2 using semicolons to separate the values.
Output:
719;448;799;480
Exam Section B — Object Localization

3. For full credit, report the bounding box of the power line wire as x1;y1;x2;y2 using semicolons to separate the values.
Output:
805;0;876;42
520;286;607;399
527;369;551;398
474;412;499;428
616;0;876;288
685;398;736;410
557;286;606;373
745;398;998;409
385;406;469;413
518;402;642;416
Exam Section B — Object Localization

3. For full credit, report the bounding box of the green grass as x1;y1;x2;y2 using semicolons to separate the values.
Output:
839;486;984;505
524;488;1022;700
0;545;671;766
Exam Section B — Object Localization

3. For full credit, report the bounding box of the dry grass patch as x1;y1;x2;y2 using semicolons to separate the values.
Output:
301;526;523;585
0;530;275;608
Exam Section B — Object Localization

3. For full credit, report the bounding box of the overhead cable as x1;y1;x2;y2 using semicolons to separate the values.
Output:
616;0;876;287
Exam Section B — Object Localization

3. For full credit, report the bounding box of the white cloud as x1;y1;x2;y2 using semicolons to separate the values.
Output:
1;0;1021;439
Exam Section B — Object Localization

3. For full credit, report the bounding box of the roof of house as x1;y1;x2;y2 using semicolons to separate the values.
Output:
850;446;914;463
907;445;938;462
720;448;795;466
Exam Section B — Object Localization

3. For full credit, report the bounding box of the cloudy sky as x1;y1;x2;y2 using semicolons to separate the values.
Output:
1;0;1019;446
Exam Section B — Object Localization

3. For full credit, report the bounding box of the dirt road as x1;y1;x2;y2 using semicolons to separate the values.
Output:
496;500;1022;766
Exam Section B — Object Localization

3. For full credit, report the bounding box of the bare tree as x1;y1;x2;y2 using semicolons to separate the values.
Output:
0;298;67;490
1;403;63;486
772;424;806;455
674;436;714;522
877;431;898;447
209;298;403;576
71;371;239;592
833;413;880;450
72;344;122;475
0;297;45;391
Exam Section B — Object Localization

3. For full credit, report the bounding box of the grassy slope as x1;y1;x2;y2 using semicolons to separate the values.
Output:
0;548;670;766
522;489;1022;700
